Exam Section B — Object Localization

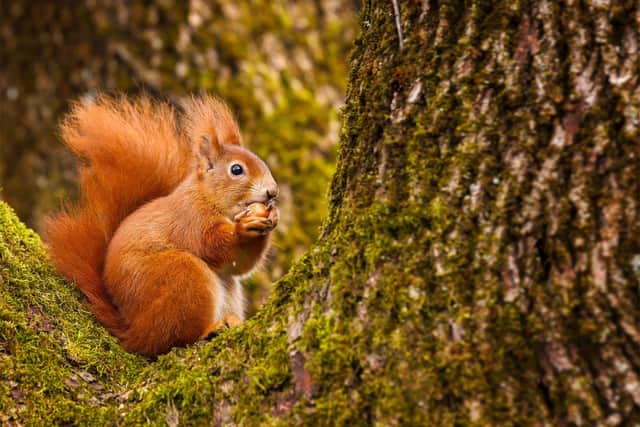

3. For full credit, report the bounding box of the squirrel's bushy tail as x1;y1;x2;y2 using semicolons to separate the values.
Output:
43;95;191;336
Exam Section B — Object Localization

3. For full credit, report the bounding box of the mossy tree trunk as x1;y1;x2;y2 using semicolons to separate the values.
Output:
2;0;640;425
313;0;640;423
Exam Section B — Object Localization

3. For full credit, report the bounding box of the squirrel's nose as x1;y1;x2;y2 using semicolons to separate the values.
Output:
266;185;278;200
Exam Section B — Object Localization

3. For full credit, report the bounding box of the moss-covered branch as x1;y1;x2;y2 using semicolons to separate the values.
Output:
0;202;144;423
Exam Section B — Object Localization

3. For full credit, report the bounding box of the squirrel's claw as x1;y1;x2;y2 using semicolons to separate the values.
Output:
233;209;251;222
267;206;279;227
201;315;243;341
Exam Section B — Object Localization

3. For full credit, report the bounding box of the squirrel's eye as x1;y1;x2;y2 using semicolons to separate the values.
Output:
230;164;244;176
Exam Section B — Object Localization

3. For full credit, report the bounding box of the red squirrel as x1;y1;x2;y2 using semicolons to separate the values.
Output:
43;95;279;356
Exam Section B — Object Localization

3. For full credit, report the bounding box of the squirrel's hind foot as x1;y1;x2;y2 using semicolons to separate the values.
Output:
201;315;242;341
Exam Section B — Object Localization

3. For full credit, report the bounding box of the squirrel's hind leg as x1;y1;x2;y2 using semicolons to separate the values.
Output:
117;251;221;356
200;277;245;340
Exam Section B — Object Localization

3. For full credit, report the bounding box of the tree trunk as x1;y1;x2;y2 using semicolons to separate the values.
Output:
2;0;640;425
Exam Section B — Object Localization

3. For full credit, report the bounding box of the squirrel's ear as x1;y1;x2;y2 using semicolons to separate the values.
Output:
196;135;219;171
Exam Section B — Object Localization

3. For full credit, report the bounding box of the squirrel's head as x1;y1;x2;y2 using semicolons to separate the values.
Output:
182;95;278;218
194;134;278;219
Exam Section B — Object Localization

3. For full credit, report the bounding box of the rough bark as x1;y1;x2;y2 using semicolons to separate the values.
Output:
2;0;640;425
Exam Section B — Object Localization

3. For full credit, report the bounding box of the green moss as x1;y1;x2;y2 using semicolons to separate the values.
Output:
0;201;146;424
0;199;301;424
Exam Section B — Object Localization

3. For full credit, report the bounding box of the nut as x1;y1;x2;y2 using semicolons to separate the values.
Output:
247;202;269;217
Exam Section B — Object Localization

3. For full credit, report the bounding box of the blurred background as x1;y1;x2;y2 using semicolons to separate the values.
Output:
0;1;358;313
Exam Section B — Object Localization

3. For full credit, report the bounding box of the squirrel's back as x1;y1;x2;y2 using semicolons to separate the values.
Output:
43;95;191;334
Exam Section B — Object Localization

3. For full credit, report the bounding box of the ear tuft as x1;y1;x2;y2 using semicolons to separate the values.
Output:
197;135;216;170
181;95;243;147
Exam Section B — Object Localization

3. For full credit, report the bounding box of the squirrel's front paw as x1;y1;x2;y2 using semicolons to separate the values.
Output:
234;211;275;238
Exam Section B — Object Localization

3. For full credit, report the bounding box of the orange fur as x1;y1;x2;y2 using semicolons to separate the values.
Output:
182;94;243;147
43;94;278;356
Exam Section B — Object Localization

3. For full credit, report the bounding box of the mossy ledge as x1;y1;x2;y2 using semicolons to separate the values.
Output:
0;201;145;424
0;198;300;425
3;0;640;425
